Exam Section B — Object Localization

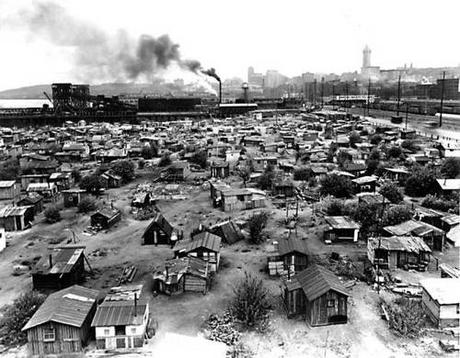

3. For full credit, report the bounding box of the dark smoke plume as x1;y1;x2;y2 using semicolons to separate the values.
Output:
201;68;221;82
19;1;217;83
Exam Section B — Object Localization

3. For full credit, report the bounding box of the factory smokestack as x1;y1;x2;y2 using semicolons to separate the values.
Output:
201;68;222;104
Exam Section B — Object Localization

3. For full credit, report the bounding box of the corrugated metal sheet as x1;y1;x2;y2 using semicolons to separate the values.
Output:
277;238;309;256
324;216;360;230
91;300;147;327
175;232;221;253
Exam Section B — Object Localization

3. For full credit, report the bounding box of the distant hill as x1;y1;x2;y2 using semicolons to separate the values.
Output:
0;82;205;99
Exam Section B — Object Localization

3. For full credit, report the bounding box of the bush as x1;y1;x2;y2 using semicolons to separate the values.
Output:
0;291;46;346
382;297;426;338
229;272;270;329
405;169;437;197
44;206;61;223
190;150;208;169
247;211;269;244
320;174;353;198
111;160;135;183
158;154;172;167
80;174;104;194
422;194;459;213
0;159;20;180
379;182;403;203
293;167;313;181
256;167;275;191
77;197;97;213
382;205;413;226
401;140;418;152
237;167;251;187
370;134;382;145
323;197;345;215
387;146;403;159
349;131;362;147
71;168;81;183
440;158;460;179
141;145;157;159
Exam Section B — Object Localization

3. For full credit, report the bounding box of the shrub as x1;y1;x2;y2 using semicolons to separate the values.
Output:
370;134;382;145
323;197;345;215
382;297;426;338
141;145;157;159
256;167;275;191
382;205;412;226
77;197;97;213
247;211;269;244
0;291;46;346
349;131;362;146
422;194;459;213
111;160;135;183
138;159;145;169
190;150;208;169
293;167;313;181
229;272;270;329
80;174;104;194
387;146;403;159
320;174;353;198
405;169;437;197
158;154;172;167
379;182;403;203
44;206;61;223
71;168;81;183
440;158;460;179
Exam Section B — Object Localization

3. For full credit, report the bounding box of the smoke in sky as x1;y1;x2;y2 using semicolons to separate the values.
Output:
19;1;218;85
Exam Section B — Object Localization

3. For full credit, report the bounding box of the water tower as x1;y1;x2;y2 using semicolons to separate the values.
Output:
242;82;249;103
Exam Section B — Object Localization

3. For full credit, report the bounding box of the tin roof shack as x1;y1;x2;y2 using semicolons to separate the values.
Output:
48;172;73;191
252;156;278;172
210;161;230;179
367;236;431;271
62;188;89;207
100;170;122;189
22;285;99;357
17;193;44;215
142;213;177;246
90;207;121;230
383;219;445;252
282;265;349;326
267;238;309;277
209;220;243;245
0;180;20;203
421;278;460;329
273;179;296;198
323;216;360;244
32;246;88;290
220;188;266;212
0;205;34;231
351;175;377;193
174;232;221;272
166;162;191;182
383;167;410;185
153;256;210;295
27;183;59;202
436;179;460;195
92;286;149;350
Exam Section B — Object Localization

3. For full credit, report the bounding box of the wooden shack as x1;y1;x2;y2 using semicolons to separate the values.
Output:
0;205;35;231
90;208;121;229
283;265;349;326
153;256;210;295
268;238;309;277
323;216;360;243
209;220;243;245
22;285;99;357
17;193;44;215
32;246;88;290
142;212;176;245
174;232;221;272
62;188;89;207
367;236;431;271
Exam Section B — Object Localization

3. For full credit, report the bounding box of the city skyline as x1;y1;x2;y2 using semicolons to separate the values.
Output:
1;0;460;91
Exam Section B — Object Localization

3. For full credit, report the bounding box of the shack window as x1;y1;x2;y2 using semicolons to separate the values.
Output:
104;329;110;335
327;299;335;308
43;328;55;342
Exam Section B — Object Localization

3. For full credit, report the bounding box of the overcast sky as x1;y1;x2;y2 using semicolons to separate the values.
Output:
0;0;459;91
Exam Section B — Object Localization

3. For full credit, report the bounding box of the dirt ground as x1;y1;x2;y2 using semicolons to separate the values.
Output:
0;173;458;357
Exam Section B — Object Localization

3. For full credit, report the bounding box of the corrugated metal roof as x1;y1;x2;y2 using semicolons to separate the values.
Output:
292;264;349;301
91;300;147;327
175;232;221;253
32;246;85;275
22;285;98;331
0;205;33;217
0;180;16;188
421;278;460;305
324;216;360;230
368;236;431;253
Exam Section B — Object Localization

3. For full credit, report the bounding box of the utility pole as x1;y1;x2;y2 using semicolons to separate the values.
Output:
367;78;371;116
405;102;409;131
321;77;325;108
439;71;446;127
396;73;402;116
332;84;335;111
313;79;317;106
345;82;349;115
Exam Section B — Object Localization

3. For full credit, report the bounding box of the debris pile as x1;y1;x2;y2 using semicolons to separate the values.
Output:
205;313;241;346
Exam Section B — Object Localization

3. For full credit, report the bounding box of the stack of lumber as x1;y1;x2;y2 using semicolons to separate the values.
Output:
117;266;137;285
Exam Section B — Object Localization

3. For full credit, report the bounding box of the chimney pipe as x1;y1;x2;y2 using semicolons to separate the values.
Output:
134;293;137;317
218;80;222;105
49;254;53;268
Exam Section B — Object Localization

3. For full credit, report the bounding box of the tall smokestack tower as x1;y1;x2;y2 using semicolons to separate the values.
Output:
362;45;371;69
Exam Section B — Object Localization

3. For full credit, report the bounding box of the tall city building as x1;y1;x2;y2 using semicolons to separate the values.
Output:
362;45;371;68
247;66;264;87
